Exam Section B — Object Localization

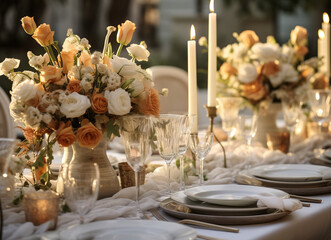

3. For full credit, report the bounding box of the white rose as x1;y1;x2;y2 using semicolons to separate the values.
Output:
0;58;20;75
251;43;280;62
126;44;150;61
25;106;42;128
130;79;144;97
11;79;38;103
282;64;299;83
105;88;131;115
237;63;258;83
60;92;91;118
110;55;140;77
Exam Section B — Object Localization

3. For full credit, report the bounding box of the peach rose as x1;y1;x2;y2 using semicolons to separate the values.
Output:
40;65;63;85
56;121;76;147
138;87;160;117
290;26;308;46
219;62;237;79
76;120;103;149
60;49;77;74
294;45;308;58
32;23;54;47
91;93;108;113
117;20;136;45
262;61;279;76
242;75;267;102
21;16;37;35
79;50;92;68
239;30;259;47
67;79;82;93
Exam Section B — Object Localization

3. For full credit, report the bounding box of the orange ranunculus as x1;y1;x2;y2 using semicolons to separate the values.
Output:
242;75;267;102
60;49;77;74
32;23;54;47
290;26;308;46
67;79;82;93
56;121;76;147
79;50;92;68
262;61;280;76
294;45;309;58
311;72;328;89
91;93;108;113
117;20;136;45
239;30;259;47
219;62;237;79
76;121;103;149
21;16;37;35
138;87;160;117
40;65;63;85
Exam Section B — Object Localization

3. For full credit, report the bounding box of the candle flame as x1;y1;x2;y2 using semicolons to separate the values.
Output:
190;25;196;40
323;12;329;23
209;0;214;13
319;29;325;39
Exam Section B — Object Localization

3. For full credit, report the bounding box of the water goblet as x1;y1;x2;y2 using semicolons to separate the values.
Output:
120;115;151;218
189;131;214;185
308;89;331;131
63;162;100;225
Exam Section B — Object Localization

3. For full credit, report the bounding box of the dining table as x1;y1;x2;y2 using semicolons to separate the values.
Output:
3;134;331;240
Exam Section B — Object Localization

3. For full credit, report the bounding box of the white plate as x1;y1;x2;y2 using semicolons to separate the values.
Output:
323;149;331;159
248;164;331;182
59;219;196;240
184;184;288;207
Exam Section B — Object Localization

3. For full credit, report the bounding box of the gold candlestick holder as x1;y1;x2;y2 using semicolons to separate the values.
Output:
204;105;227;168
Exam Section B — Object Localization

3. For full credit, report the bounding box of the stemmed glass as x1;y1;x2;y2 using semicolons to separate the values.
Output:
120;115;151;218
63;162;100;225
308;89;331;132
189;131;214;185
153;114;183;195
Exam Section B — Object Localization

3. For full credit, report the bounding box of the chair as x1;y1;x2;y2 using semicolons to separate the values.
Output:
0;87;15;138
148;66;188;114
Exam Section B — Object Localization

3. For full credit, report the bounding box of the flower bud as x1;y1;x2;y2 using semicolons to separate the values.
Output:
117;20;136;45
21;16;37;35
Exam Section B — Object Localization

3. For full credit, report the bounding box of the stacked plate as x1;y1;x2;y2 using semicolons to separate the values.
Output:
160;184;291;225
310;148;331;166
235;164;331;195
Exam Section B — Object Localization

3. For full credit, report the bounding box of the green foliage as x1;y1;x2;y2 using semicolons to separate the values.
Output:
107;119;120;138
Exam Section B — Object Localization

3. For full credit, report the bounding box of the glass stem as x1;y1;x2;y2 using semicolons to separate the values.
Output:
199;157;204;185
167;162;171;195
79;215;84;225
135;171;141;217
0;199;3;240
179;155;185;190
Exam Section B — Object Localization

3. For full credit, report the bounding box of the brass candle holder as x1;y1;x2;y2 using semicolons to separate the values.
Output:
204;105;227;168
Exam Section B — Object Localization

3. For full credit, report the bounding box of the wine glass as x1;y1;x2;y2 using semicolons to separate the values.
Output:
189;131;214;185
63;162;100;225
308;89;331;131
120;115;151;218
153;114;183;196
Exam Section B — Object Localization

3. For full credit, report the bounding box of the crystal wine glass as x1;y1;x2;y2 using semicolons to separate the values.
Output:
189;131;214;185
120;115;151;218
153;114;183;195
63;162;100;225
308;89;331;131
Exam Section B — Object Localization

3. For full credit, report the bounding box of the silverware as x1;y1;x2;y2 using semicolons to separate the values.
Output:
289;194;322;203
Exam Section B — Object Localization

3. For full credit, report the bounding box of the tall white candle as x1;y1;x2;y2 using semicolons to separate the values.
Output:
318;29;326;73
188;25;198;133
322;12;330;77
207;0;217;107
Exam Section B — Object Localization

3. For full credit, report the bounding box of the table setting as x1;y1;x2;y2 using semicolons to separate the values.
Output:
1;0;331;239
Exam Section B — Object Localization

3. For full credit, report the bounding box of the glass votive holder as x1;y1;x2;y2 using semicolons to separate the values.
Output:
118;162;145;189
23;191;59;230
266;131;290;153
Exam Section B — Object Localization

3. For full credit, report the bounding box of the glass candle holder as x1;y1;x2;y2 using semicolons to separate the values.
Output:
23;191;59;230
118;162;145;189
266;131;290;153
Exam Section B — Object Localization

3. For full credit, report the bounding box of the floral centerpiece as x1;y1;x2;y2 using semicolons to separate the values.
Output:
199;26;327;109
0;16;160;188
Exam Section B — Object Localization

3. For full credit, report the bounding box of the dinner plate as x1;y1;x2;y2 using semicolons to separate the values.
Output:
59;219;196;240
171;191;269;216
323;149;331;159
160;199;290;225
248;164;331;182
184;184;288;207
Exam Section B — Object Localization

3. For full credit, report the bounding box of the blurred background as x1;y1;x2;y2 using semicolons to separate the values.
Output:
1;0;331;95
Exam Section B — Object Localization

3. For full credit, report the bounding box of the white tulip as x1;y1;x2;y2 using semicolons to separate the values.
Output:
127;44;150;61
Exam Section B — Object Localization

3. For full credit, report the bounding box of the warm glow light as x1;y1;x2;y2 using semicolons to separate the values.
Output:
323;12;329;24
209;0;214;13
190;25;196;40
319;29;325;39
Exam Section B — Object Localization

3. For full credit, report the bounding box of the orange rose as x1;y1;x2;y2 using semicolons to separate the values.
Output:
79;50;92;68
311;72;328;89
60;49;77;74
32;23;54;47
242;75;267;102
262;61;279;76
67;79;82;93
21;16;37;35
239;30;259;47
295;45;308;58
40;65;63;85
91;93;108;113
56;121;76;147
290;26;308;46
219;62;237;79
117;20;136;45
301;66;314;79
138;87;160;117
76;121;103;149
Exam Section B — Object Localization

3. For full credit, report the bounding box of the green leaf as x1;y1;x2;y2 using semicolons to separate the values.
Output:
107;119;120;138
121;78;135;89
